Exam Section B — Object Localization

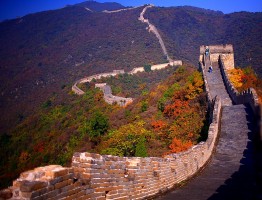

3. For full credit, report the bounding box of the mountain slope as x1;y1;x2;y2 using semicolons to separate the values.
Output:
0;3;261;135
0;5;163;133
146;6;262;74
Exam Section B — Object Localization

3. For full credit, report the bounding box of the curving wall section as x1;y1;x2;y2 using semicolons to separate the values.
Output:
1;55;220;199
0;96;221;200
71;62;182;107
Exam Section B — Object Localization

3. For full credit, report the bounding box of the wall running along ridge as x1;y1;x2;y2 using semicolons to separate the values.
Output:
138;5;172;63
72;4;183;106
71;62;182;107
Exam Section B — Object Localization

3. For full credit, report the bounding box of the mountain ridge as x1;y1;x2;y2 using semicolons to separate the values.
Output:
0;1;261;135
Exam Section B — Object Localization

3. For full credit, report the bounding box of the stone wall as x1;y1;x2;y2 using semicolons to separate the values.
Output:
94;84;133;107
219;56;262;140
72;61;183;96
1;97;222;199
199;61;212;103
219;56;259;111
210;53;234;70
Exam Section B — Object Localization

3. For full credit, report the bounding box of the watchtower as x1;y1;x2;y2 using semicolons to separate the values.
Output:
200;44;235;70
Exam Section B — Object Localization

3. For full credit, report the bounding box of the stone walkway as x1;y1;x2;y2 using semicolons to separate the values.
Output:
205;56;232;106
155;59;259;200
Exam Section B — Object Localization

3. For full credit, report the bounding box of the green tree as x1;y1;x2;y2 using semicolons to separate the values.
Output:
141;100;148;112
135;137;148;157
144;64;151;72
89;111;109;138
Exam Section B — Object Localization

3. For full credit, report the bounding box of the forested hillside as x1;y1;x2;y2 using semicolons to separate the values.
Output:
1;2;261;134
146;6;262;75
0;4;163;133
0;65;208;189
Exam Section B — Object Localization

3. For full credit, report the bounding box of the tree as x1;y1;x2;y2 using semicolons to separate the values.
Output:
141;100;148;112
168;138;193;153
144;64;152;72
135;137;148;157
89;111;109;138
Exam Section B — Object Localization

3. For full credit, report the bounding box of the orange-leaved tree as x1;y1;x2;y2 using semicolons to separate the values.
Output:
168;138;193;154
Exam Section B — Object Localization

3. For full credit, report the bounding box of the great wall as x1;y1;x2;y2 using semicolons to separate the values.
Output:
1;3;261;200
1;44;261;199
72;5;181;106
138;5;172;63
71;62;182;107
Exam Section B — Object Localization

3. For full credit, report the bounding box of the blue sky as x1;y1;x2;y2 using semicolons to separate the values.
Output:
0;0;262;21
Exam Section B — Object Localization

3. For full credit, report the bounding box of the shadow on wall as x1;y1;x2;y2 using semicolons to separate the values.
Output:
208;105;261;200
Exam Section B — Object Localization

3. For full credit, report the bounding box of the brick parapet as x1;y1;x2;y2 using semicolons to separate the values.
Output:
219;56;259;110
199;60;212;103
219;56;262;140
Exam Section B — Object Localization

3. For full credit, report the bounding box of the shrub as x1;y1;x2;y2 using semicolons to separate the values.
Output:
135;137;148;157
144;64;152;72
101;148;124;156
42;100;52;108
89;111;109;138
141;100;148;112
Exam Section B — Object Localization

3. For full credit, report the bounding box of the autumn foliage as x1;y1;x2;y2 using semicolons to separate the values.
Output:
228;67;262;103
169;138;193;154
0;66;208;189
151;120;167;131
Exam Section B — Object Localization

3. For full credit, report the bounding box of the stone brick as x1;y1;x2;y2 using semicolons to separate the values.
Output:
79;163;92;168
43;189;60;199
46;168;69;179
96;197;106;200
73;167;86;173
75;190;86;197
20;180;48;192
49;176;63;185
13;180;23;188
81;173;91;180
54;179;72;189
60;184;75;193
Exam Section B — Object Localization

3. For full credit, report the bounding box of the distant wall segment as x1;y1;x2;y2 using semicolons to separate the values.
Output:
71;62;182;107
